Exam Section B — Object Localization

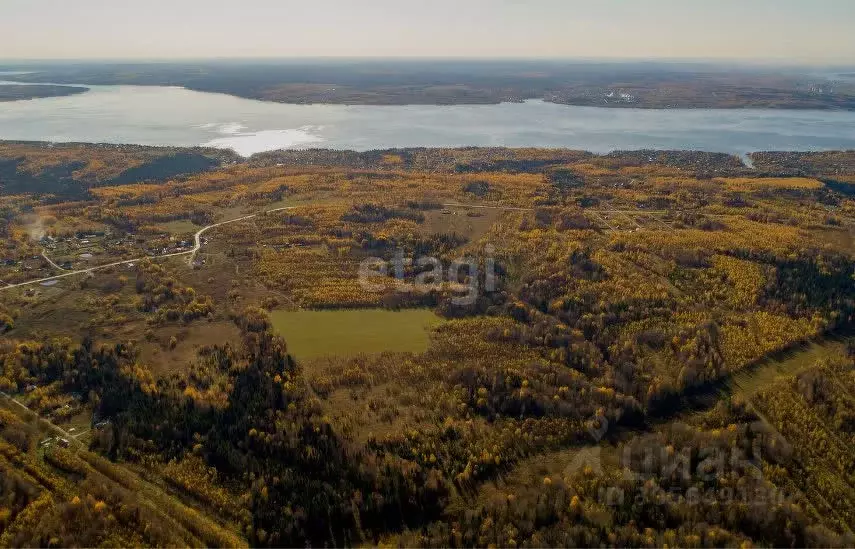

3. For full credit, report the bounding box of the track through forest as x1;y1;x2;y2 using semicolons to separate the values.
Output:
3;201;706;292
0;205;297;292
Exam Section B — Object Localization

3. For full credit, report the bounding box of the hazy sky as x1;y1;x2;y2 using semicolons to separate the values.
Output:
2;0;854;62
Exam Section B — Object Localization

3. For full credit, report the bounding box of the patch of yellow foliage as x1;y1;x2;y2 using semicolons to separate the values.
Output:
714;177;823;191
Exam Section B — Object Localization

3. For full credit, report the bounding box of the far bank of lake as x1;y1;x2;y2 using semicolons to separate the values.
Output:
0;81;854;156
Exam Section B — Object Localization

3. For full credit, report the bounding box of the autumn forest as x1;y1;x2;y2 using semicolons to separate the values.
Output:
1;142;855;546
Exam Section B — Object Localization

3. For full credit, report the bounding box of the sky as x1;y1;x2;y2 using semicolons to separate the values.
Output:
1;0;854;63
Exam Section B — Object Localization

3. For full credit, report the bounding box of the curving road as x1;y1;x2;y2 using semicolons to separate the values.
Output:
0;390;82;447
3;203;696;293
0;205;296;293
41;249;67;271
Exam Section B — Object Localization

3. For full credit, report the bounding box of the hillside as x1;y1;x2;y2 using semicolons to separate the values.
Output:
0;84;88;102
2;144;855;546
6;61;855;109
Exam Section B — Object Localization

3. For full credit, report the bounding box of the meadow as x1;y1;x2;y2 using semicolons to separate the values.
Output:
2;144;855;546
268;308;441;359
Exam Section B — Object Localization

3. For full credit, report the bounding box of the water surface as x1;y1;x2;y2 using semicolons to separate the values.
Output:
0;82;853;156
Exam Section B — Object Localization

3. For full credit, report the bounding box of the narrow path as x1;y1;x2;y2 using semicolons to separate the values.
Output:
188;205;296;263
40;249;66;271
5;201;724;293
0;384;245;546
0;205;297;292
0;390;83;447
442;202;534;212
618;212;643;229
0;202;747;292
589;210;618;231
70;428;90;439
188;214;257;263
0;250;193;291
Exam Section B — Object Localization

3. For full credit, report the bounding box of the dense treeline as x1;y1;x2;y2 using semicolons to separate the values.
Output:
11;60;855;110
753;354;855;534
3;143;855;546
0;310;452;546
0;84;88;102
0;142;239;198
398;399;849;547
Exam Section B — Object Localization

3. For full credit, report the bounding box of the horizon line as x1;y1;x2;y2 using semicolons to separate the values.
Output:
0;55;852;68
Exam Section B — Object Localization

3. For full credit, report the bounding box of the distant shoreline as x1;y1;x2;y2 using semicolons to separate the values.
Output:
1;82;853;158
4;60;854;110
0;83;88;102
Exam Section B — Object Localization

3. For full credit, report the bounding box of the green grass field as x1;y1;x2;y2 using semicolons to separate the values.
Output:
729;335;851;397
269;308;442;359
158;219;200;235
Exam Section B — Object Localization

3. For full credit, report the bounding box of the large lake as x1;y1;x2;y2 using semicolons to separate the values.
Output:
1;79;854;157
